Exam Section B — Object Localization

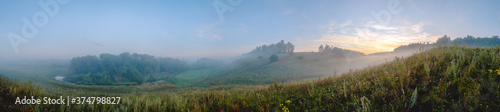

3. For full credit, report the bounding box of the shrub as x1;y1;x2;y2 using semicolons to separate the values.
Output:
269;54;279;63
297;56;304;60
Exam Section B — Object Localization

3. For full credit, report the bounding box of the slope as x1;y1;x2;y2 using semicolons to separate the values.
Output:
2;46;500;111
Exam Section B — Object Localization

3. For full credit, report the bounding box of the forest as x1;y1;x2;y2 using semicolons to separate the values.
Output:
317;44;365;57
247;40;295;56
452;35;500;47
394;35;500;52
66;53;190;85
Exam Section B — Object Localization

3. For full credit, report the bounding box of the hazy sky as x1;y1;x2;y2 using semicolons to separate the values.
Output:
1;0;499;60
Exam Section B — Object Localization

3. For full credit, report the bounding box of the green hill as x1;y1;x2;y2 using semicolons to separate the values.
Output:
209;49;413;86
2;46;500;111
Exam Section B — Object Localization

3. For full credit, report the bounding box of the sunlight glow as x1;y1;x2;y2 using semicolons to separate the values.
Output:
315;21;441;54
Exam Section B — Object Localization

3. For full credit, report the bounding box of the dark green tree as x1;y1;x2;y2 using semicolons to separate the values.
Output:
247;40;295;56
269;54;279;63
435;35;451;45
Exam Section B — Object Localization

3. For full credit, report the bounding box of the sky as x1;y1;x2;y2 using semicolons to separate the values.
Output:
1;0;499;60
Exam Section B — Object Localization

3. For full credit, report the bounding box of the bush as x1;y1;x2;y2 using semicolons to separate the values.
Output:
297;56;304;60
269;54;279;63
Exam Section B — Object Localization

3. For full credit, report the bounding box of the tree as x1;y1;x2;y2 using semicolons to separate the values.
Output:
262;45;268;54
269;54;279;63
317;44;365;57
435;35;451;45
246;40;295;56
277;40;286;53
70;55;101;74
319;45;324;52
286;42;295;55
324;44;331;54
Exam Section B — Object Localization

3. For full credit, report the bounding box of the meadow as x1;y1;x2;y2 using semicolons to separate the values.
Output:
1;46;500;111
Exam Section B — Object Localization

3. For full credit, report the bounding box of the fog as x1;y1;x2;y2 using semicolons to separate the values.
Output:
2;0;499;61
283;48;427;81
0;0;498;86
2;1;500;111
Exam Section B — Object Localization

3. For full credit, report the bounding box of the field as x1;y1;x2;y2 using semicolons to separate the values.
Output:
173;68;224;87
1;46;500;111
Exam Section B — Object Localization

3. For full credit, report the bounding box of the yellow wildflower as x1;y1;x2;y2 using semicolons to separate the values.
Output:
489;69;493;73
279;104;283;106
285;100;291;103
282;106;289;112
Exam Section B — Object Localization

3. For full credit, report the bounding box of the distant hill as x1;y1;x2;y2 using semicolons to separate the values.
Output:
209;50;411;86
393;35;500;53
3;46;500;111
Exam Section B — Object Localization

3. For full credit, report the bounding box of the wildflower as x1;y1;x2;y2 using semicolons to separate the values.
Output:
285;100;291;103
282;106;289;112
489;69;493;73
280;104;283;106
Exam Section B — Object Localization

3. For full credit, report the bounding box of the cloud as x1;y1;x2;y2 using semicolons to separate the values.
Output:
339;20;352;28
318;20;352;34
410;23;424;33
316;20;440;54
196;22;248;40
196;23;222;40
371;24;398;30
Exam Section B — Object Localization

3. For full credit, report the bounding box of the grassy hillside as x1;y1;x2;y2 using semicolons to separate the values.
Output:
1;46;500;111
173;68;223;87
210;50;414;86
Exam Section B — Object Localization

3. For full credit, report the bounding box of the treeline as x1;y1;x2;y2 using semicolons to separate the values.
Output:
393;42;434;52
453;35;500;47
67;53;190;85
247;40;295;55
317;44;365;57
394;35;500;52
